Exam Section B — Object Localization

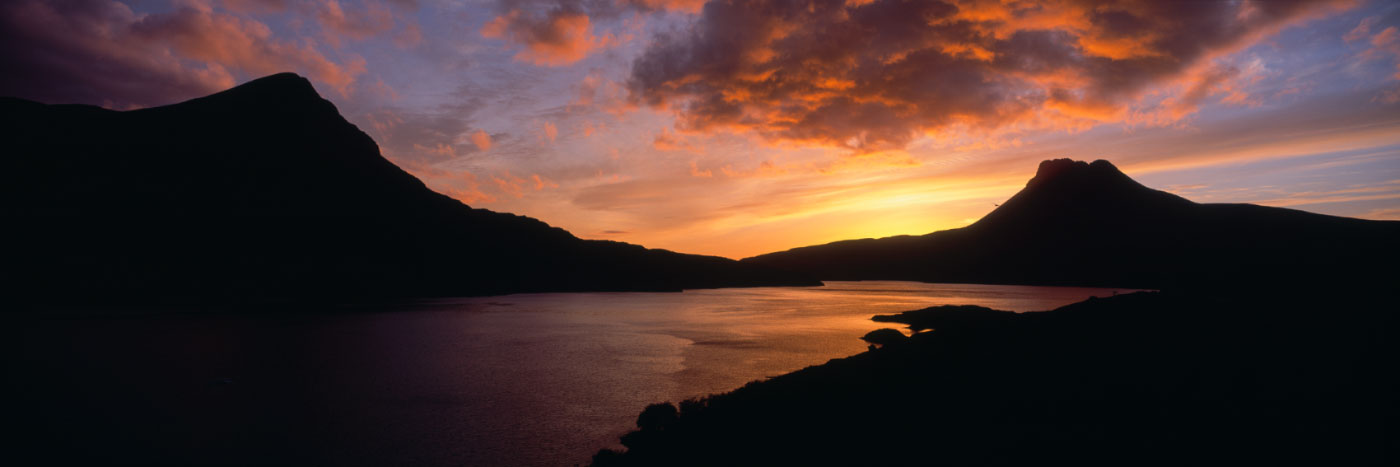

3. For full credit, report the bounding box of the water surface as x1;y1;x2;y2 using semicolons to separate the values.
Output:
13;282;1138;466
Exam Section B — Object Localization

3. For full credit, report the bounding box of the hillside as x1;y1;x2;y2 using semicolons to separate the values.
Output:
743;159;1398;289
1;73;818;305
592;286;1397;466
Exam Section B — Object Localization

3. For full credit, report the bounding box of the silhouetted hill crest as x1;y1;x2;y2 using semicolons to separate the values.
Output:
967;158;1193;232
743;158;1398;289
3;73;819;303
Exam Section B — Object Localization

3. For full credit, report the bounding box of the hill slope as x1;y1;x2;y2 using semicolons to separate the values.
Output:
743;159;1398;289
1;73;817;304
592;287;1397;466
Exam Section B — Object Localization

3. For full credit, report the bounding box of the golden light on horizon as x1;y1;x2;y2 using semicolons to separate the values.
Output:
2;0;1397;258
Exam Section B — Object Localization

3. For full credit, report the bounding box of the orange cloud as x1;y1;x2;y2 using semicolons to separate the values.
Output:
543;121;559;142
363;108;403;132
481;8;615;66
442;171;496;204
412;142;456;158
621;0;705;13
492;171;529;198
400;162;495;205
1361;206;1400;220
627;0;1352;152
532;174;559;190
471;129;492;151
711;160;794;179
572;72;633;114
1246;183;1400;208
689;160;713;178
757;160;788;177
652;128;692;151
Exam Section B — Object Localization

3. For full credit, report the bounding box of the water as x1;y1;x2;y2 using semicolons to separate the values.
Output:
11;282;1138;466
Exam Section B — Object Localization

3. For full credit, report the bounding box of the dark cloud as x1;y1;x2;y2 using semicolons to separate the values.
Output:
220;0;290;13
0;0;366;108
626;0;1350;152
0;0;431;108
0;0;226;106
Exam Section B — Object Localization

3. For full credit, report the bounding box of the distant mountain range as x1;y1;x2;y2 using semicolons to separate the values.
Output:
743;159;1399;289
1;73;817;304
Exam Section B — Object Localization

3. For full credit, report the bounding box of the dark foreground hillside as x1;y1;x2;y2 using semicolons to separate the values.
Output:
593;277;1398;466
1;73;816;305
744;159;1400;290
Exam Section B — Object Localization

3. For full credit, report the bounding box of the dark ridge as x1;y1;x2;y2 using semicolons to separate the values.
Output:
870;304;1016;333
742;159;1399;290
2;73;819;307
591;285;1398;466
212;72;321;100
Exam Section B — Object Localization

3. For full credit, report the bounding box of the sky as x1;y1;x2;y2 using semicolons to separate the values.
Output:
3;0;1399;259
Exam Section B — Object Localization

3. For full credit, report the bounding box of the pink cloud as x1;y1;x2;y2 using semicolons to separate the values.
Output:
543;121;559;142
442;171;496;204
480;7;616;66
220;0;290;14
471;130;493;151
620;0;705;13
0;0;367;107
1345;16;1380;43
532;174;559;190
492;171;529;198
412;143;456;158
395;161;496;205
314;0;395;48
652;128;691;151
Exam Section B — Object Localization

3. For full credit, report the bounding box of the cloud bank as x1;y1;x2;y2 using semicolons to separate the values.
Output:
627;0;1349;152
0;0;405;108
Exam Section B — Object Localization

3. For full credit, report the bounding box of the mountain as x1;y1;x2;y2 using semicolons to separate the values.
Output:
590;160;1400;466
1;73;817;305
743;159;1399;289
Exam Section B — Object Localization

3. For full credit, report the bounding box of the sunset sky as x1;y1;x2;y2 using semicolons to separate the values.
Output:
4;0;1399;258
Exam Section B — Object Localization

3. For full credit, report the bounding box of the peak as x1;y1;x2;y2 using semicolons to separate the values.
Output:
1033;159;1090;180
183;72;322;107
969;158;1189;230
1088;159;1119;171
165;72;334;115
1028;159;1125;186
232;73;320;98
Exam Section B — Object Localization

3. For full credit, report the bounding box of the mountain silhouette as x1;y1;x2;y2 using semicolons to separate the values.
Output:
742;159;1398;289
597;161;1400;465
1;73;818;305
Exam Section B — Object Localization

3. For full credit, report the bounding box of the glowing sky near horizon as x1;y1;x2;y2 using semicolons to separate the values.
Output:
3;0;1399;259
